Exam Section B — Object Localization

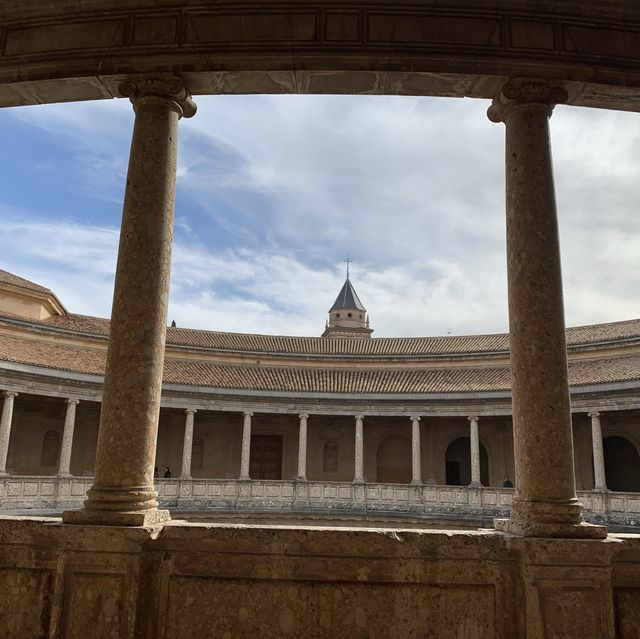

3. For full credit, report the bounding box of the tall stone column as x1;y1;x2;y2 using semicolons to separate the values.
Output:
239;411;253;480
410;415;422;485
589;411;607;491
63;77;196;527
0;391;17;476
468;416;481;487
488;79;605;538
180;409;197;479
297;414;308;480
58;399;79;477
354;415;364;483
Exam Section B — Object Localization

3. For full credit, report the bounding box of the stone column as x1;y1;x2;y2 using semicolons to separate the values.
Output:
0;391;17;476
589;411;607;491
58;399;79;477
468;416;481;487
410;415;422;485
63;77;196;527
488;79;605;538
180;409;197;480
297;414;308;480
239;411;253;480
354;415;364;483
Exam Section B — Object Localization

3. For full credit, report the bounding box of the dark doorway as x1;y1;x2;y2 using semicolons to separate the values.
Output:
604;436;640;492
250;434;283;480
444;437;489;486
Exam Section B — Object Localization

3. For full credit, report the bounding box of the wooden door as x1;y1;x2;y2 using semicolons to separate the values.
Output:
249;434;283;480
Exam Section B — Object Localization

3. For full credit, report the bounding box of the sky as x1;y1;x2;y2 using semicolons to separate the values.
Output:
0;94;639;337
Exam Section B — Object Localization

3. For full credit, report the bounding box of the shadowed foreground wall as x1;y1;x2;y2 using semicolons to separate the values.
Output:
0;517;639;638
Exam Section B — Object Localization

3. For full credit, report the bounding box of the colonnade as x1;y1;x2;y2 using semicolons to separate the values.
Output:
0;388;619;494
13;72;603;536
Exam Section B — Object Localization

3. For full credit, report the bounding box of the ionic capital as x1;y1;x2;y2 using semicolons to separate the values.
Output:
588;411;601;419
487;78;568;123
298;413;309;420
2;391;17;399
243;411;254;418
468;415;479;423
409;415;421;422
185;408;197;416
66;398;80;406
354;414;364;422
119;75;197;119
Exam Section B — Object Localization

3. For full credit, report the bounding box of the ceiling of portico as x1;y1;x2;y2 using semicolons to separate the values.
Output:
2;2;640;111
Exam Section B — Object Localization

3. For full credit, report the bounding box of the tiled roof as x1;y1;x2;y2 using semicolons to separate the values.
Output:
14;313;640;358
0;333;638;394
0;269;52;295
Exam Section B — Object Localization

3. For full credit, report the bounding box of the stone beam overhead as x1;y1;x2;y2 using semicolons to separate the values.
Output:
3;2;640;110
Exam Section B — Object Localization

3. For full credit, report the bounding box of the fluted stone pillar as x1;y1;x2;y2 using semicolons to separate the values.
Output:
489;78;605;538
58;399;79;477
297;414;308;480
468;416;481;487
354;415;364;483
181;409;197;479
0;391;17;476
63;77;196;527
589;411;607;491
239;411;253;480
410;415;422;485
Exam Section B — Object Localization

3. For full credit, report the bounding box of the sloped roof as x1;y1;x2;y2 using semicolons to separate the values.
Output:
330;278;366;311
0;269;52;294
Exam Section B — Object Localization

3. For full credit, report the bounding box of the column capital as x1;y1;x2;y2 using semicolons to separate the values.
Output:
2;391;17;399
185;408;197;415
243;411;254;418
354;414;364;422
487;78;568;123
409;415;421;422
467;415;479;423
298;413;309;420
588;411;601;419
66;398;80;406
119;75;197;119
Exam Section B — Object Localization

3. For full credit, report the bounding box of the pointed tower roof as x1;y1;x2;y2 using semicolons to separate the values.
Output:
330;277;366;312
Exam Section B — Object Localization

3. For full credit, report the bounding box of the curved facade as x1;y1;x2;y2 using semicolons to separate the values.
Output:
1;269;639;520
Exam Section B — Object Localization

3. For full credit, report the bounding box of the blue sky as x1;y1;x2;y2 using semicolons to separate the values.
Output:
1;95;639;337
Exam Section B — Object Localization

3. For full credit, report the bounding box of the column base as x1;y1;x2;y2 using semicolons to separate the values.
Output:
57;472;73;479
494;517;607;539
63;507;170;527
468;481;482;488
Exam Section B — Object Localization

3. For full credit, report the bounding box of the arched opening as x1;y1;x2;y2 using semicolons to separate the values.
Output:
604;436;640;492
445;437;489;486
376;436;411;484
192;437;204;471
323;441;338;473
40;430;60;468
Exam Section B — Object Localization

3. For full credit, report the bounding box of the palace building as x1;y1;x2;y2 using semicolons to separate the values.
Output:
1;267;638;523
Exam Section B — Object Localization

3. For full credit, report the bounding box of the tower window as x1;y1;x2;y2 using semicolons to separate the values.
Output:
348;313;352;317
336;313;340;318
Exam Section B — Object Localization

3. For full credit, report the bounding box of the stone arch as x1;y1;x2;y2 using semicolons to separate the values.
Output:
323;441;338;473
376;435;411;484
603;435;640;492
192;437;204;471
40;430;60;468
445;437;489;486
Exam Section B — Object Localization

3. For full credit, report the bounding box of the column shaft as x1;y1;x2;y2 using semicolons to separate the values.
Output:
468;416;481;487
489;79;605;538
239;412;252;480
589;412;607;491
354;415;364;483
410;416;421;484
297;414;308;480
0;391;17;475
58;399;79;476
181;409;196;479
64;77;196;526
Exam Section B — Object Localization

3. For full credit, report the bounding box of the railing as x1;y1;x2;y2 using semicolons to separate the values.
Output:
0;476;638;525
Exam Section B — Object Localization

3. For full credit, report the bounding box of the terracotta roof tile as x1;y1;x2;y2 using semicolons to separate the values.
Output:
0;269;52;294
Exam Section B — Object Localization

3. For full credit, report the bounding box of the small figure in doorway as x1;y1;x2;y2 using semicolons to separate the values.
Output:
163;466;172;478
502;476;513;488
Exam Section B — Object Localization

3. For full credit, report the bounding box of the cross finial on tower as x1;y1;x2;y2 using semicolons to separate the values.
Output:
344;253;352;279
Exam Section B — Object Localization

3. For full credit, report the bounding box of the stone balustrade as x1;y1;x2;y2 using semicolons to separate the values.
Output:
2;476;638;526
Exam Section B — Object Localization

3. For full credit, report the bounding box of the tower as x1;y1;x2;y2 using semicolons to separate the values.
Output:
322;263;373;339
